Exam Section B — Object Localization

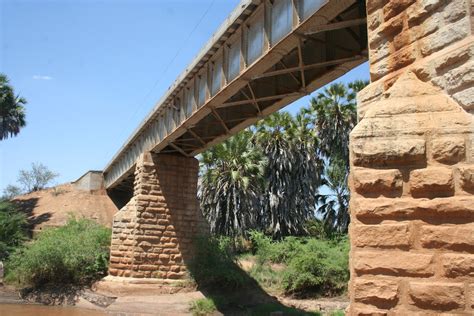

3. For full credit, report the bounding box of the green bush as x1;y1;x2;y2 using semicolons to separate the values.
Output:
249;231;349;296
0;201;28;260
6;217;111;287
188;236;246;289
282;238;349;296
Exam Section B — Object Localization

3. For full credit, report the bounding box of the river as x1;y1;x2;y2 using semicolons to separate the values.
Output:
0;304;108;316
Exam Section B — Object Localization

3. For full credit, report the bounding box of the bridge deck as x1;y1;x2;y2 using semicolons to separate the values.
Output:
104;0;368;193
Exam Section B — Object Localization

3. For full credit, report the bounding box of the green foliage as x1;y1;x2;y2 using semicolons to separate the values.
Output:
6;218;111;287
199;131;266;237
190;298;217;316
317;159;350;233
0;201;28;260
250;231;349;297
0;73;27;141
282;238;349;296
188;236;246;289
254;112;323;239
247;263;282;293
305;80;369;233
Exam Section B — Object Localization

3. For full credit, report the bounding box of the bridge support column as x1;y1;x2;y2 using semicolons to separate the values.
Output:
348;1;474;315
107;153;207;280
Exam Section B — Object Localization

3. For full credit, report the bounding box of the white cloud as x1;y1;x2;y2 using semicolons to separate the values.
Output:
32;75;53;80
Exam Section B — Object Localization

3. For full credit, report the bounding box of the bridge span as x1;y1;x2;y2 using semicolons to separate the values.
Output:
101;1;474;313
104;0;368;196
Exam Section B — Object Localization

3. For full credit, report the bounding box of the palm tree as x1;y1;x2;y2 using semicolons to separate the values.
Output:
254;112;323;239
198;130;266;237
316;159;350;233
307;80;368;232
307;83;353;167
0;74;27;141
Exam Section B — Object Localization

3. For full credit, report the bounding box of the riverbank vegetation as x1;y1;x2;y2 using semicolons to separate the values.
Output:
5;218;111;288
0;201;28;260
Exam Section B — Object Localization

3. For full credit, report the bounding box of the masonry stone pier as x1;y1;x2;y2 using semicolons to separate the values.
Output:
108;153;207;280
348;0;474;314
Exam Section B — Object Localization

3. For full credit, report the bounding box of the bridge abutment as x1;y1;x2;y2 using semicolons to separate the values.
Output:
108;152;207;280
349;0;474;314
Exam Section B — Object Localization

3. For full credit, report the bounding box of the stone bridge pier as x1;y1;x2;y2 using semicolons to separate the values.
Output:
348;0;474;315
107;153;207;281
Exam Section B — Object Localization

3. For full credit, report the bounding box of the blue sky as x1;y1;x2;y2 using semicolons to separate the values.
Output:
0;0;369;192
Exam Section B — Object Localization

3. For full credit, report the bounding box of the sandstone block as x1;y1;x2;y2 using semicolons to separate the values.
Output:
406;0;443;24
353;168;402;195
353;196;474;219
352;139;425;167
167;271;186;279
441;254;474;277
354;278;399;305
431;137;465;163
443;0;469;23
409;282;464;310
352;224;410;248
353;251;433;276
453;85;474;111
383;0;416;20
420;17;470;57
410;167;454;197
350;309;387;316
139;264;158;271
458;165;474;191
158;254;170;260
420;224;474;251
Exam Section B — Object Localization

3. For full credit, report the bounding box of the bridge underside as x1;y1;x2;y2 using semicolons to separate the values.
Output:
102;0;474;314
106;0;368;204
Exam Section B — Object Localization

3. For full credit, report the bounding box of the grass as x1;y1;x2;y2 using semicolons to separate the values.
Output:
190;298;217;316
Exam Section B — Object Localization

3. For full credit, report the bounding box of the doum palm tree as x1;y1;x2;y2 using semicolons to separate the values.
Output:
254;112;323;239
198;130;266;237
307;80;368;232
0;74;27;141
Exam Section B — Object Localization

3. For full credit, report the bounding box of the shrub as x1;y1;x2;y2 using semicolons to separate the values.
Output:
188;236;246;289
0;201;28;260
6;217;111;287
250;231;349;297
282;238;349;296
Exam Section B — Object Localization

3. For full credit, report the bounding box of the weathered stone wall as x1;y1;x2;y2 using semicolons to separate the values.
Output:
349;0;474;314
108;153;208;280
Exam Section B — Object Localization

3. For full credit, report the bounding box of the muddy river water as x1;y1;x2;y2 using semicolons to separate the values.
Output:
0;304;109;316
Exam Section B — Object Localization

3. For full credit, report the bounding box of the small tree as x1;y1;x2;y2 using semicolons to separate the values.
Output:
18;163;58;193
2;185;22;200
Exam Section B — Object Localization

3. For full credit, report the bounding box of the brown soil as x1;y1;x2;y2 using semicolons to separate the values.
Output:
11;184;117;233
